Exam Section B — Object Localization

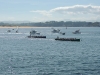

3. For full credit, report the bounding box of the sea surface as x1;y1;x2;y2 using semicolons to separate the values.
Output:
0;27;100;75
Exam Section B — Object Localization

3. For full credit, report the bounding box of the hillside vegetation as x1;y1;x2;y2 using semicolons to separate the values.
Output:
0;21;100;27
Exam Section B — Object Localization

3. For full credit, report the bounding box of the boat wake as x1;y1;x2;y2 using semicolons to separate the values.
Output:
81;33;89;34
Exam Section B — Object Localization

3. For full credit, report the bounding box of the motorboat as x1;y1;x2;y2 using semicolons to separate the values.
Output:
7;26;19;33
16;30;18;33
7;30;11;32
59;32;65;35
30;30;40;35
51;28;60;33
15;26;19;33
28;30;46;38
72;29;81;34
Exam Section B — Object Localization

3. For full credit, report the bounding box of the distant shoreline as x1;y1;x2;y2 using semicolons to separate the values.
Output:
0;26;99;28
0;26;37;28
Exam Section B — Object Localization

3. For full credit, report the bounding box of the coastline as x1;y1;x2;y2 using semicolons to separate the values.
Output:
0;26;36;28
0;26;52;28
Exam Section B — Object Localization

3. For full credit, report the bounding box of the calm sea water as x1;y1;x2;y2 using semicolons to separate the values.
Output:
0;27;100;75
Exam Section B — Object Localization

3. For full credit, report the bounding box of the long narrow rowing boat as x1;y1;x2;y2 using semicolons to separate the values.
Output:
55;37;80;41
28;36;46;38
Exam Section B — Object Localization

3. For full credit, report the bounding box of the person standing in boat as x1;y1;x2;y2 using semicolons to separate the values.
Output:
57;36;59;39
30;31;32;36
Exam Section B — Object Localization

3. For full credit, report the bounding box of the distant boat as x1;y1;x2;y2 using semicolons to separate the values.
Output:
16;30;18;33
30;30;40;35
51;28;60;33
7;30;11;32
15;26;19;33
28;36;46;38
72;29;81;34
59;32;65;35
28;30;46;38
55;37;80;41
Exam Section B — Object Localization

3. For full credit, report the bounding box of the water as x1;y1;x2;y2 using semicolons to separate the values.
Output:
0;27;100;75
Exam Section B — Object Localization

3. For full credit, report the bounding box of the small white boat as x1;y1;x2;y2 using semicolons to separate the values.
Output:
28;30;46;38
7;30;11;32
30;30;40;36
15;30;18;33
59;32;65;35
15;26;19;33
72;29;81;34
51;28;60;33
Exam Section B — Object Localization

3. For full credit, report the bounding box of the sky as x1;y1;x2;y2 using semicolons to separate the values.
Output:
0;0;100;22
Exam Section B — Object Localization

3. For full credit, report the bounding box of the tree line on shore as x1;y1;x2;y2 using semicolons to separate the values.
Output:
0;21;100;27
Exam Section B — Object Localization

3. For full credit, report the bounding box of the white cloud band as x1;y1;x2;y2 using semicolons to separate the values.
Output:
30;5;100;21
50;5;100;14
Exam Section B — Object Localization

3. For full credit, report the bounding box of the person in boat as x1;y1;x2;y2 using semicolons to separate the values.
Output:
30;31;32;36
57;36;59;39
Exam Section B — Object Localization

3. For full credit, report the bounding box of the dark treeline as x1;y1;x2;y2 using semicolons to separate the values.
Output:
0;21;100;27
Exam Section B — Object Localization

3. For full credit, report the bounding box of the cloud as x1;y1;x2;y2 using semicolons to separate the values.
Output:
31;5;100;15
30;5;100;22
30;10;52;17
50;5;100;15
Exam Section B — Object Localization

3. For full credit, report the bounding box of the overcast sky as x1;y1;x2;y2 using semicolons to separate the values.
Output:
0;0;100;22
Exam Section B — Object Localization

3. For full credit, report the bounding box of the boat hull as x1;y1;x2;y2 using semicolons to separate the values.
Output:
73;32;81;34
28;36;46;38
55;38;80;41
